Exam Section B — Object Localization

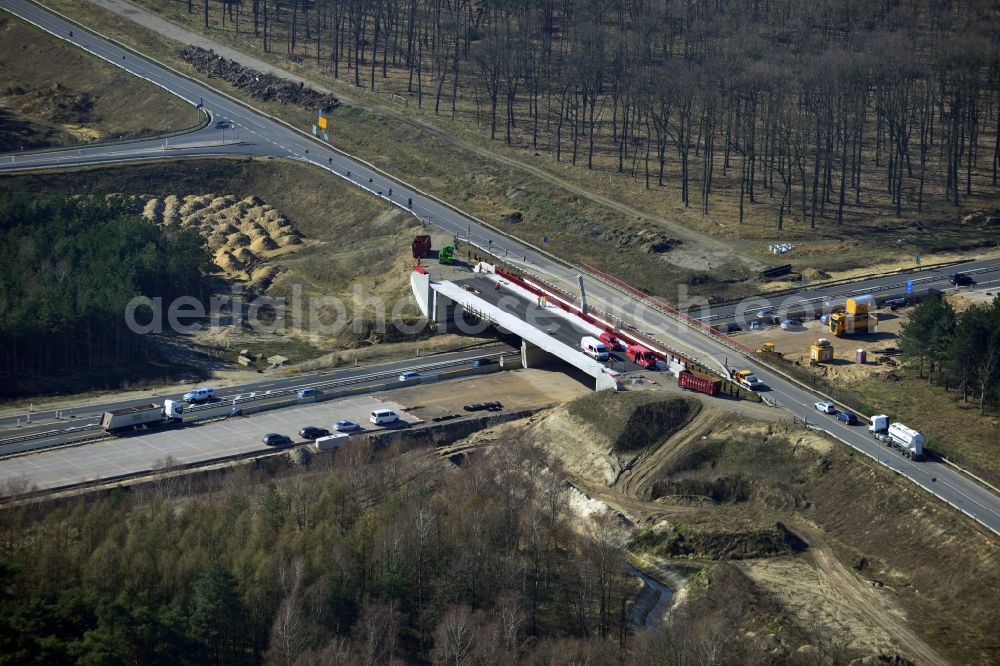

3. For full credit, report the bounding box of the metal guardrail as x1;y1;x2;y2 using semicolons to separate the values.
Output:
578;261;755;357
0;424;98;446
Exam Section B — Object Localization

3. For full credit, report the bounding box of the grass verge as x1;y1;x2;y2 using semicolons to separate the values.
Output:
0;11;200;150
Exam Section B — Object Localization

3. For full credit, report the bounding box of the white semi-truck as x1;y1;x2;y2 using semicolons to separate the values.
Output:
869;415;924;460
100;401;183;435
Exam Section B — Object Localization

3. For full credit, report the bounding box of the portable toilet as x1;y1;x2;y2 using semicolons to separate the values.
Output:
856;348;867;364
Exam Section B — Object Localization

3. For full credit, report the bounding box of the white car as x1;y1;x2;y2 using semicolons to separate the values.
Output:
334;419;361;432
814;401;837;414
398;371;421;382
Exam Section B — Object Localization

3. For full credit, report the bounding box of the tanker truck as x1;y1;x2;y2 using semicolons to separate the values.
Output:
869;415;924;460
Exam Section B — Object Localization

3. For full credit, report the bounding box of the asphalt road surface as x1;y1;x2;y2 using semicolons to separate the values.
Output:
1;0;998;537
694;259;1000;328
0;394;418;494
0;345;514;456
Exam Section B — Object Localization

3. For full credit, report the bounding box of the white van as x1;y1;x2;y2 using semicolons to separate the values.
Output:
580;336;610;361
370;408;399;425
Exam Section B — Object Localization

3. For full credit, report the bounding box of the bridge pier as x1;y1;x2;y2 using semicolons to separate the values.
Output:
521;340;618;391
520;339;558;369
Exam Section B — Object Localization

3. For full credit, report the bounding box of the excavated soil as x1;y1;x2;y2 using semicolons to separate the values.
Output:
132;193;305;291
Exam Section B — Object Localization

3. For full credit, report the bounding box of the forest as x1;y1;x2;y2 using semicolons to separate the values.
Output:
0;193;208;390
899;293;1000;413
173;0;1000;230
0;439;792;665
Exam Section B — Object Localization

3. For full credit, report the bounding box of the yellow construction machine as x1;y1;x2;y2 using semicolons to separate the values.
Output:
829;295;876;337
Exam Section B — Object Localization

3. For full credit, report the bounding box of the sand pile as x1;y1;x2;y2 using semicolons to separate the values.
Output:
129;194;303;288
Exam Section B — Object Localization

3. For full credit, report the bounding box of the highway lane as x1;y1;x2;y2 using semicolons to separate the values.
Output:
0;344;515;455
0;394;421;495
2;0;998;536
692;259;1000;328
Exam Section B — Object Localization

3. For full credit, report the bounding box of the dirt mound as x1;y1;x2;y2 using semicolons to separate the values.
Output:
250;235;279;253
179;46;339;112
565;392;700;452
214;249;245;274
802;267;831;281
249;265;281;292
529;392;700;487
134;193;303;287
646;418;828;511
650;521;804;559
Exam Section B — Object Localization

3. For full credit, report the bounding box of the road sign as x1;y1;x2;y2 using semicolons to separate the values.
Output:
543;236;548;244
915;252;921;266
323;131;329;141
311;124;317;135
318;116;327;130
906;280;913;294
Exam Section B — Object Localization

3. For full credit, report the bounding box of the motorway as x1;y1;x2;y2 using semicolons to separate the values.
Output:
694;258;1000;328
0;394;419;495
1;0;998;537
0;344;515;457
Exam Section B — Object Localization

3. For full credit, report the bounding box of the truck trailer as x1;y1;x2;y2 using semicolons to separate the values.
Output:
869;415;924;460
100;401;183;435
677;370;721;396
887;422;924;460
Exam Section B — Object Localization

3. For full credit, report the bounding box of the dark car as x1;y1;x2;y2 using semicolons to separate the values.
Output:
836;411;858;425
473;358;496;368
297;387;319;398
262;433;293;447
298;426;330;440
950;273;974;286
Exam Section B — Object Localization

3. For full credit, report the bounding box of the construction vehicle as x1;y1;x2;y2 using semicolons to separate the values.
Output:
755;342;783;358
678;370;721;396
100;401;183;435
730;368;765;390
626;343;659;369
829;295;875;337
438;244;455;265
869;415;923;460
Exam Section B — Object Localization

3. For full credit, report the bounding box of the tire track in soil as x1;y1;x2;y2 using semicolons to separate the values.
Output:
789;522;948;666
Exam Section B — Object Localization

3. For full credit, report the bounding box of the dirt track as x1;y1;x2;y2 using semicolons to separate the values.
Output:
777;523;948;666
